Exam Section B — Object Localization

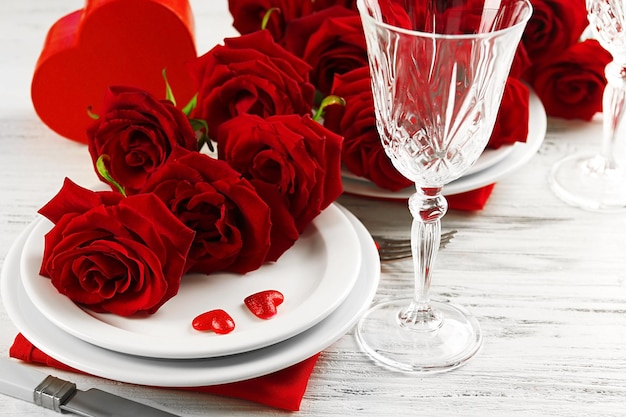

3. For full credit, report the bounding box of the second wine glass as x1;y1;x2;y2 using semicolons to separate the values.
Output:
549;0;626;212
355;0;532;373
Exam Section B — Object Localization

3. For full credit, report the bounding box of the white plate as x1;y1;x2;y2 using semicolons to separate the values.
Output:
1;206;379;386
20;204;361;359
465;145;516;175
342;90;547;199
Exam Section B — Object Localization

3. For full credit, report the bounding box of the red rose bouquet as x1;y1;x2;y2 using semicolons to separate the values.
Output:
227;0;613;192
39;63;346;314
41;33;345;315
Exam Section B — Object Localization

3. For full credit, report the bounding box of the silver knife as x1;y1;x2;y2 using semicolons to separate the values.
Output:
0;358;181;417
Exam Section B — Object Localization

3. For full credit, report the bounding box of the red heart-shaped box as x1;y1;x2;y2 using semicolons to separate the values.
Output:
31;0;197;144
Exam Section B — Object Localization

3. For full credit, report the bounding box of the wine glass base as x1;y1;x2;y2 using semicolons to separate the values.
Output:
549;153;626;212
355;299;482;374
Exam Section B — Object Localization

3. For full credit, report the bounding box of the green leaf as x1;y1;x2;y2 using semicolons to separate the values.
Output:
96;155;126;197
261;7;281;30
313;95;346;122
189;118;208;136
162;68;176;106
87;106;99;120
182;93;198;117
189;118;214;152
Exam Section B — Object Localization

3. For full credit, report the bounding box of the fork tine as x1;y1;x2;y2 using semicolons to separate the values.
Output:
379;240;452;256
378;232;454;250
374;230;456;249
375;230;457;261
378;253;414;261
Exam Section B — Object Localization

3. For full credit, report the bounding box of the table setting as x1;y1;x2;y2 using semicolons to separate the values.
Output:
1;0;626;416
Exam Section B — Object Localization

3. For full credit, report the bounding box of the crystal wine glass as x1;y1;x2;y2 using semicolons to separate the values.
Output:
355;0;532;373
549;0;626;212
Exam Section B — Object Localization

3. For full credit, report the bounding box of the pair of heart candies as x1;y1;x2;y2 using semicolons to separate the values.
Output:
191;290;284;335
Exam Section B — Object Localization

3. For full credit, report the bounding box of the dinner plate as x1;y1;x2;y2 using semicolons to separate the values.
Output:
464;145;517;175
342;90;547;199
20;203;362;359
1;206;380;386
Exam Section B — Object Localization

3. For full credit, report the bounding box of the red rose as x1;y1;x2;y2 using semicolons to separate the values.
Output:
522;0;588;64
189;30;315;138
376;0;413;29
247;178;300;262
216;114;343;233
229;0;308;41
282;6;356;57
140;150;273;274
87;86;198;196
488;77;530;149
510;44;532;79
325;66;413;191
228;0;357;41
38;179;195;316
529;39;611;120
283;7;367;95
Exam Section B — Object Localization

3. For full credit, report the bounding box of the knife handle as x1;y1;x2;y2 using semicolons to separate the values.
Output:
0;358;77;412
0;358;48;402
1;359;181;417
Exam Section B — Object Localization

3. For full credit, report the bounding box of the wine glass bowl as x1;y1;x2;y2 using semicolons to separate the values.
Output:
587;0;626;55
355;0;532;373
549;0;626;212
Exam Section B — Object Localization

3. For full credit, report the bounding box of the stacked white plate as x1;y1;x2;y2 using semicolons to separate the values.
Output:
341;90;548;199
1;204;380;386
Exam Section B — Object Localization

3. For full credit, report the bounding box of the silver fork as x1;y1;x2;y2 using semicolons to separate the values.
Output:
374;230;457;261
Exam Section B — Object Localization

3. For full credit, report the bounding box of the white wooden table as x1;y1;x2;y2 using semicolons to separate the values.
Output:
1;1;626;416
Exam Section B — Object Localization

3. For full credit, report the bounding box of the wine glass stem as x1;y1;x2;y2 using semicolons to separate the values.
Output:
598;61;626;172
400;187;448;332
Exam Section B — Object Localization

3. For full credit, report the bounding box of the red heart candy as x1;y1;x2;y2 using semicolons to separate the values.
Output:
31;0;197;144
192;309;236;335
244;290;285;320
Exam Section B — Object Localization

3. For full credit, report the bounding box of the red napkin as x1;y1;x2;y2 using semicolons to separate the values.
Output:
10;333;319;411
447;184;495;211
